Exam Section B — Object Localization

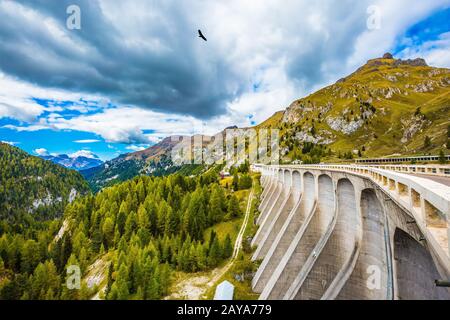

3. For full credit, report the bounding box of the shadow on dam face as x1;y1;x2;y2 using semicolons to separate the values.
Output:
394;228;450;300
257;170;283;222
292;170;301;195
284;170;291;187
337;188;388;300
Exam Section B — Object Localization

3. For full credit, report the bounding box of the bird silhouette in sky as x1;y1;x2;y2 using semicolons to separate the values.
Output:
198;29;207;41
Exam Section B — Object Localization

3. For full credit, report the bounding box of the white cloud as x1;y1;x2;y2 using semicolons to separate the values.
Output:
4;105;247;144
69;150;99;159
1;140;17;145
347;0;450;71
0;74;109;122
73;139;101;143
126;145;150;152
34;148;49;156
397;31;450;68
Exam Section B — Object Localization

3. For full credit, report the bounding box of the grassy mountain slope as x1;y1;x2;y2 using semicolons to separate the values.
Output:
271;54;450;160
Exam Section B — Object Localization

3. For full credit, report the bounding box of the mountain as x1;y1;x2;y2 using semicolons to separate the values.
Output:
41;152;103;171
0;143;90;221
262;53;450;161
85;53;450;190
80;136;206;191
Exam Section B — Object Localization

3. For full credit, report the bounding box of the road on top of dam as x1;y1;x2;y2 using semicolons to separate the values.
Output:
408;173;450;187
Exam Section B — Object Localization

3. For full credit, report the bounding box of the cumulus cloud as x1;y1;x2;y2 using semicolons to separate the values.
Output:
34;148;49;156
4;104;249;143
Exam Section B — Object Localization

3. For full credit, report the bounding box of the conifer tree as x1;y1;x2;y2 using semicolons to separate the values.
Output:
137;204;149;229
208;237;222;267
232;173;239;191
117;200;129;231
115;263;130;300
105;262;114;298
164;206;176;235
208;185;223;224
102;217;115;248
226;195;241;220
223;234;233;259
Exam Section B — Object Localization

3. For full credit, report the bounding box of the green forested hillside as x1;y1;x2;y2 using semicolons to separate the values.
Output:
0;165;250;300
0;143;90;223
81;152;205;193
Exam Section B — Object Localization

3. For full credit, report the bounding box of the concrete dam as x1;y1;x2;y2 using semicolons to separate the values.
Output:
252;164;450;300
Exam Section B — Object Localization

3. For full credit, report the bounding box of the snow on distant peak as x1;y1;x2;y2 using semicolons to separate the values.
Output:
69;150;100;159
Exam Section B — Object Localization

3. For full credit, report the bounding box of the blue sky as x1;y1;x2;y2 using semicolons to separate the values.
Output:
394;7;450;55
0;0;449;161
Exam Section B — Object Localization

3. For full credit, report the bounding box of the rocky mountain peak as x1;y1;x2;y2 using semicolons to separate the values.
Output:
394;57;428;67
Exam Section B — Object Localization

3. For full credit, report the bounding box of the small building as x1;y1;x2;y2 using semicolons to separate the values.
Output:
213;280;234;300
220;171;231;179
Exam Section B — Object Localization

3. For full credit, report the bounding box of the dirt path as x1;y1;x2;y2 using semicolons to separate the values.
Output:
166;189;254;300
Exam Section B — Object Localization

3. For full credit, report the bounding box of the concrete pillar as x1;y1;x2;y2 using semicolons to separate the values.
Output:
394;228;450;299
337;189;388;300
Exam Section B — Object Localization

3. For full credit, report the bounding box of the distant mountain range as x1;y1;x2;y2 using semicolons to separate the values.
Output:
79;136;204;191
41;152;103;171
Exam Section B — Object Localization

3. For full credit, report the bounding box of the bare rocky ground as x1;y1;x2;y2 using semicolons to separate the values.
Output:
165;269;222;300
86;255;109;300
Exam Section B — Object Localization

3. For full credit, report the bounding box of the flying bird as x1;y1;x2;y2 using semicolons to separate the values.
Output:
198;29;207;41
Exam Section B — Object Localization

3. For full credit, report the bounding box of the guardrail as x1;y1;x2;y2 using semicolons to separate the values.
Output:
355;155;450;164
355;164;450;177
